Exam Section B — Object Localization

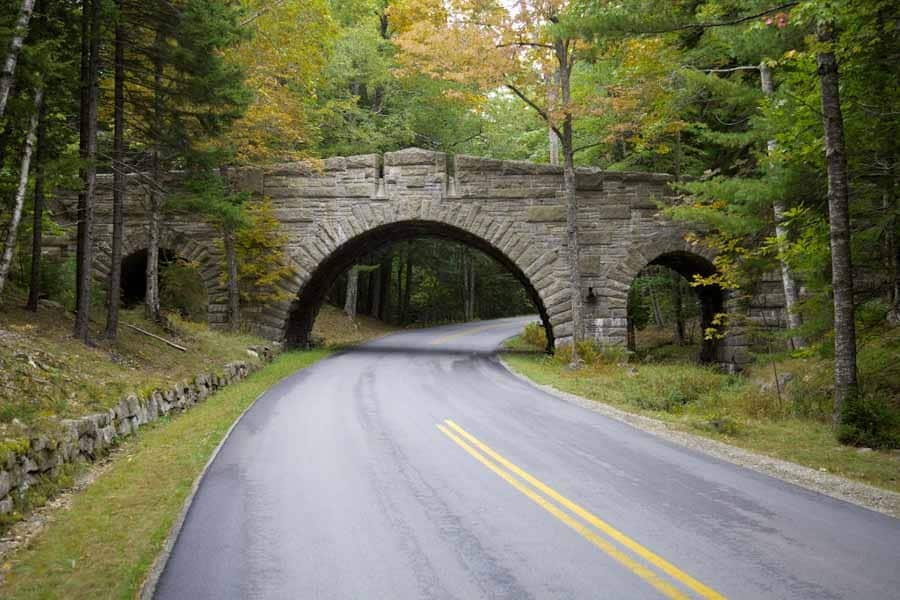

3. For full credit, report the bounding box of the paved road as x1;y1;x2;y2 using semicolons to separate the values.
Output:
155;317;900;599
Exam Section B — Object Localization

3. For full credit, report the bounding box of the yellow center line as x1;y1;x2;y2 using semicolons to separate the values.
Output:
437;424;691;600
441;419;726;600
429;323;510;346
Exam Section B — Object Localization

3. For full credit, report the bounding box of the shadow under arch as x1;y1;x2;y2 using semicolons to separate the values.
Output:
642;250;724;363
284;220;555;352
93;230;229;327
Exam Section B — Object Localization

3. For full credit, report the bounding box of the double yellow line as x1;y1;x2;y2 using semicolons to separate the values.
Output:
437;419;726;600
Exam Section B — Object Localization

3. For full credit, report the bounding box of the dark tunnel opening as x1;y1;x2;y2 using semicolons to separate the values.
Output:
284;220;555;352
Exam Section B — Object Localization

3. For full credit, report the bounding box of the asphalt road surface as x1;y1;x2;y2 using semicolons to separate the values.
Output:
155;316;900;600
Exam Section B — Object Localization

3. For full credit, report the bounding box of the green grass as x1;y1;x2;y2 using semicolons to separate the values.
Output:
503;335;900;494
0;289;266;429
0;349;331;599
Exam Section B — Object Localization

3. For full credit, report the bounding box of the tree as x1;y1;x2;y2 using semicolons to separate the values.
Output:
104;0;126;338
233;198;292;312
73;0;100;342
129;0;249;322
760;63;804;349
815;19;857;423
0;0;35;120
172;171;249;330
25;88;45;310
395;0;594;364
221;0;334;163
0;86;42;296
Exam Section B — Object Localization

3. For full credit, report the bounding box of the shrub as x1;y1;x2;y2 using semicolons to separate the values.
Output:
160;259;207;321
695;416;743;437
620;365;724;412
837;395;900;449
40;256;78;309
555;339;629;366
521;321;547;349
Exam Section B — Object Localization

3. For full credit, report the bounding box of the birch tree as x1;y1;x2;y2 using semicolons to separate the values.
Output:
0;0;35;120
0;87;42;296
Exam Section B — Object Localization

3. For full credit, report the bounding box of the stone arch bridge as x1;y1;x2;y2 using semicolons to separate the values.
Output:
50;148;785;365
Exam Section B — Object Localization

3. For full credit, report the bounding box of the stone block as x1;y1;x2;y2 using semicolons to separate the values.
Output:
575;171;604;190
384;148;444;167
527;205;566;222
578;255;606;275
597;206;630;220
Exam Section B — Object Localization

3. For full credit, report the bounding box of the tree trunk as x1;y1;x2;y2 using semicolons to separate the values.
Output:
370;260;382;318
885;171;899;323
672;274;685;346
0;87;42;297
74;0;100;342
626;319;636;352
555;39;581;366
0;0;35;121
649;284;663;327
224;225;240;330
26;95;46;310
462;248;476;321
145;28;164;323
377;254;390;320
344;265;359;320
401;243;413;323
146;192;161;322
105;2;126;338
760;63;805;349
816;22;858;425
547;69;560;166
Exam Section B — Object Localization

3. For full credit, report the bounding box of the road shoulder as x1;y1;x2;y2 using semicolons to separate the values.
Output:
499;357;900;519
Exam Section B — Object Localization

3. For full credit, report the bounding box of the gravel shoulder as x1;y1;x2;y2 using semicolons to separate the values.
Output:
499;357;900;519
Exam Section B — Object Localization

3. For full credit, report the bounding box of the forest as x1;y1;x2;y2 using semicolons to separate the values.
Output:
0;0;897;445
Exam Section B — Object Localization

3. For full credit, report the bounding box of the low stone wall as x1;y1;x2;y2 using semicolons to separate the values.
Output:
0;350;276;518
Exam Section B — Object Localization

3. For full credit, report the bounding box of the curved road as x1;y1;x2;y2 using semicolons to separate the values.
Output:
156;317;900;599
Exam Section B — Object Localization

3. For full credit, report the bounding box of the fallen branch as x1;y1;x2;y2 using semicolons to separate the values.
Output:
124;323;187;352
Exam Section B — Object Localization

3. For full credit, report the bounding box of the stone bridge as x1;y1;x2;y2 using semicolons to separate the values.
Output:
50;148;785;365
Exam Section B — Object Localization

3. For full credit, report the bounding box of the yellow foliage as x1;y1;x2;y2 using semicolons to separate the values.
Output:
222;0;336;163
230;198;294;307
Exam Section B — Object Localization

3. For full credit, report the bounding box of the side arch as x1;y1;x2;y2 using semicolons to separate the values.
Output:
608;233;725;363
92;227;229;327
255;199;568;348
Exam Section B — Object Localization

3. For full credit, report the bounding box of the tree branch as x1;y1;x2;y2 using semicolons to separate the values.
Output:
701;65;760;73
505;83;562;139
496;41;554;50
574;141;603;155
634;2;799;34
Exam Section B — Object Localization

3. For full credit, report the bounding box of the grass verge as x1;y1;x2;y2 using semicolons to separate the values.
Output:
0;290;266;429
503;338;900;494
0;349;330;599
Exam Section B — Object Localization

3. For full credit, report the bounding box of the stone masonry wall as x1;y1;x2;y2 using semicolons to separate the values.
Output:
0;348;277;519
47;148;788;361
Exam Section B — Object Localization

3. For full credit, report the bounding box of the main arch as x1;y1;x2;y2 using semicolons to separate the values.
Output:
281;217;559;350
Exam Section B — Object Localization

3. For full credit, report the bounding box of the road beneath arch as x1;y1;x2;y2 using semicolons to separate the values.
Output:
155;317;899;599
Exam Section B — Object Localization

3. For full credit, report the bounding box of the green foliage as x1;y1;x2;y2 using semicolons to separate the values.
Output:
837;396;900;450
554;339;629;366
620;367;727;412
522;321;548;349
160;259;207;321
233;198;292;308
